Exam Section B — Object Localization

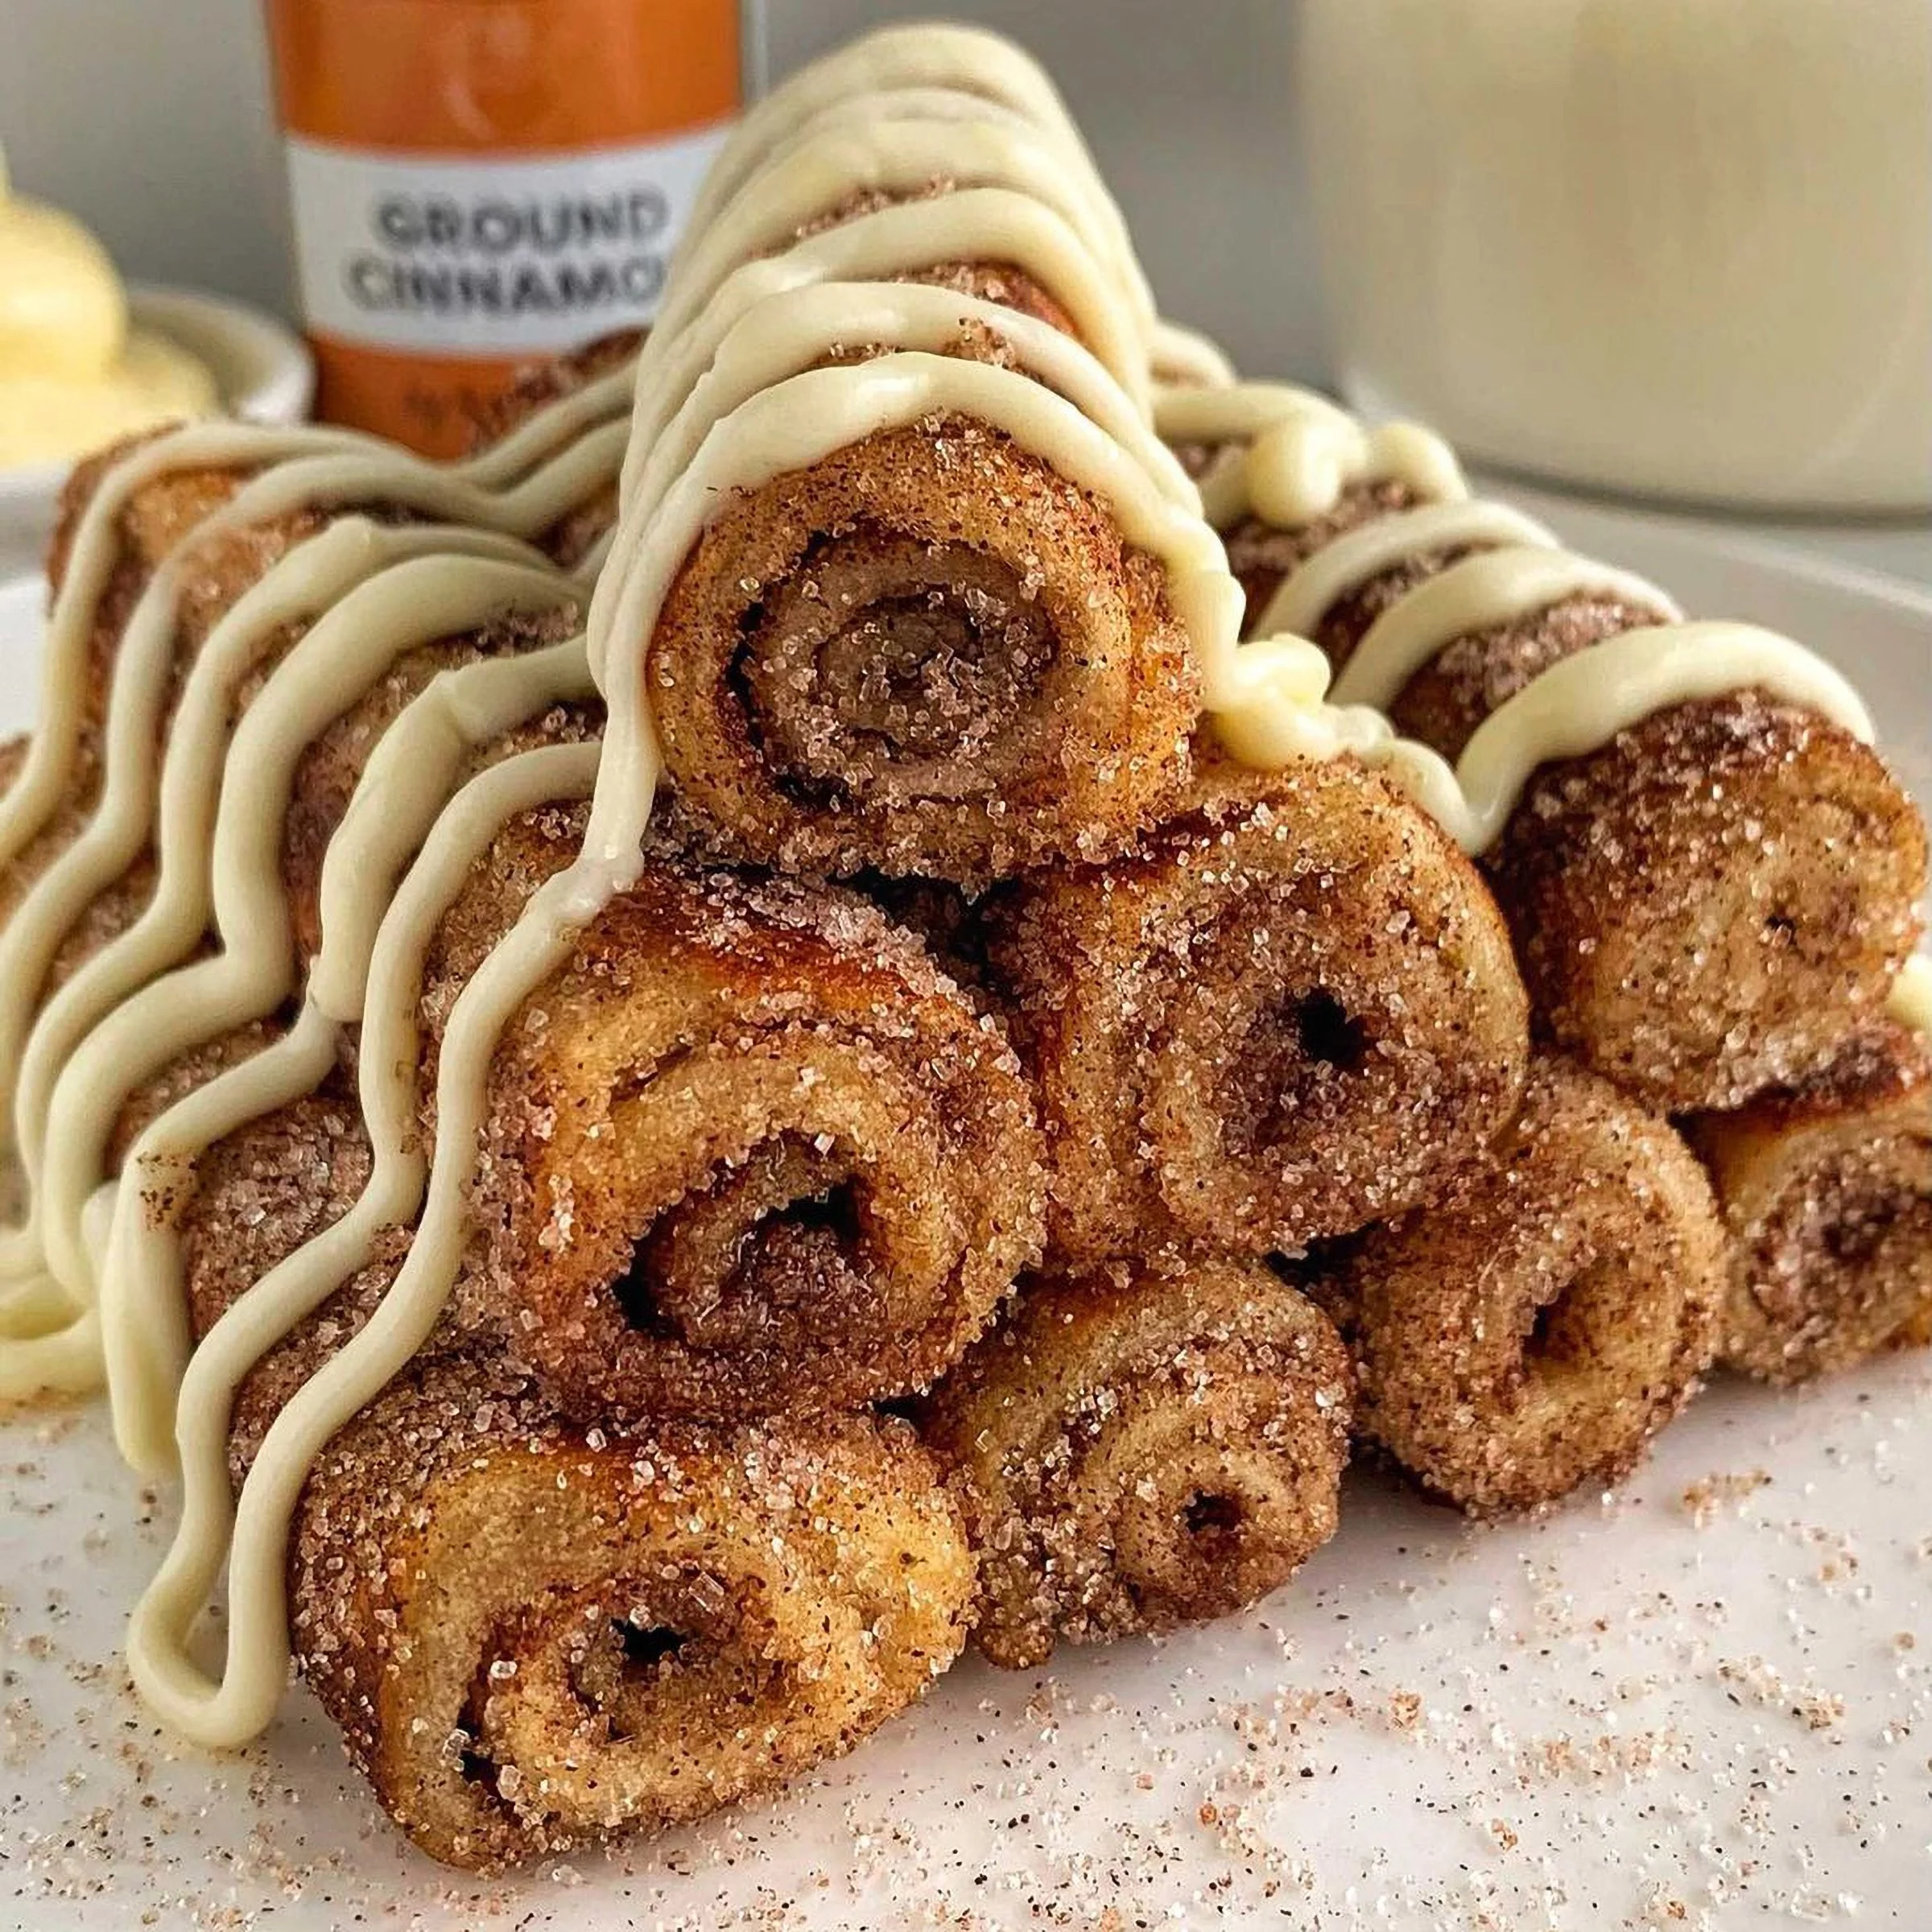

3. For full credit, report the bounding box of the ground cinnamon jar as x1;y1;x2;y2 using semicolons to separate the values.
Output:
266;0;743;454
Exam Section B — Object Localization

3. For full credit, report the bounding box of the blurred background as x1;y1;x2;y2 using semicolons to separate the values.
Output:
0;0;1330;381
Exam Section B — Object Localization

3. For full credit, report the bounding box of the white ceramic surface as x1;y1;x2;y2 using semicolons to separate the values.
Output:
0;514;1928;1930
0;283;313;580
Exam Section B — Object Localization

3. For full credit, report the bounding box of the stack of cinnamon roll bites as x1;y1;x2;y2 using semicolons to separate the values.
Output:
0;23;1924;1870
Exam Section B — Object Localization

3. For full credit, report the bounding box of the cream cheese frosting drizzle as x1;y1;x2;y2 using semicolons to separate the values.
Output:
617;186;1158;508
1331;546;1685;709
98;82;1265;1737
685;22;1102;243
105;273;1205;1459
0;369;630;1394
1158;379;1466;530
665;114;1152;343
735;80;1152;325
1167;381;1882;854
103;637;594;1472
1892;953;1932;1034
35;556;576;1310
58;23;1916;1759
1149;319;1238;390
0;554;578;1400
127;741;599;1740
8;528;547;1200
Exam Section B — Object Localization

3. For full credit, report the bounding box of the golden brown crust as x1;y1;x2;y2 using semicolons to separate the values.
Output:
1491;695;1926;1112
985;753;1530;1267
186;795;1039;1430
924;1250;1352;1669
290;1356;973;1871
1185;442;1930;1111
644;416;1201;886
1688;1023;1932;1383
463;824;1046;1421
1335;1056;1727;1515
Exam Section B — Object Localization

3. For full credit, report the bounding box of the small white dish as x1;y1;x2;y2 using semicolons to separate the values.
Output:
0;283;313;580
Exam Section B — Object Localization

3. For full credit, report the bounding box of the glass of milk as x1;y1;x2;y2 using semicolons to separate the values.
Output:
1298;0;1932;512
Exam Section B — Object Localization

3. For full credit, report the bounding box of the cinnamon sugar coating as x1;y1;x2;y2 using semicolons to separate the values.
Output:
109;1014;290;1172
465;815;1046;1420
1189;455;1930;1111
464;329;642;447
66;643;591;1174
173;1079;431;1483
2;445;586;1089
1688;1022;1932;1383
924;1249;1352;1669
644;416;1201;886
174;799;1045;1440
1333;1056;1727;1516
1491;695;1926;1111
0;732;94;935
1217;479;1420;637
9;448;300;976
985;753;1529;1268
290;1356;972;1870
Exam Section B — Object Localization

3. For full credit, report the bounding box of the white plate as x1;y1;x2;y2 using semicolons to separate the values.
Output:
2;521;1930;1930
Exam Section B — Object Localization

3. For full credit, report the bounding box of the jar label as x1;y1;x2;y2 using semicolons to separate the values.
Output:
283;125;731;357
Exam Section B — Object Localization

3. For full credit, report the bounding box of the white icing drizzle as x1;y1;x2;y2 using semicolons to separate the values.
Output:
1172;381;1884;857
36;556;576;1311
21;23;1903;1761
0;554;577;1399
8;530;546;1200
1159;380;1467;531
618;187;1159;508
1332;546;1683;710
1148;318;1238;390
685;22;1096;242
127;741;600;1740
734;78;1153;333
1253;499;1557;638
101;634;595;1472
103;1005;338;1472
1891;954;1932;1034
665;114;1152;343
0;370;631;1395
1210;624;1875;856
89;43;1253;1746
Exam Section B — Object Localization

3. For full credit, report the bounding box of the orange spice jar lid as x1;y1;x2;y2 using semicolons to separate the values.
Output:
266;0;741;453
